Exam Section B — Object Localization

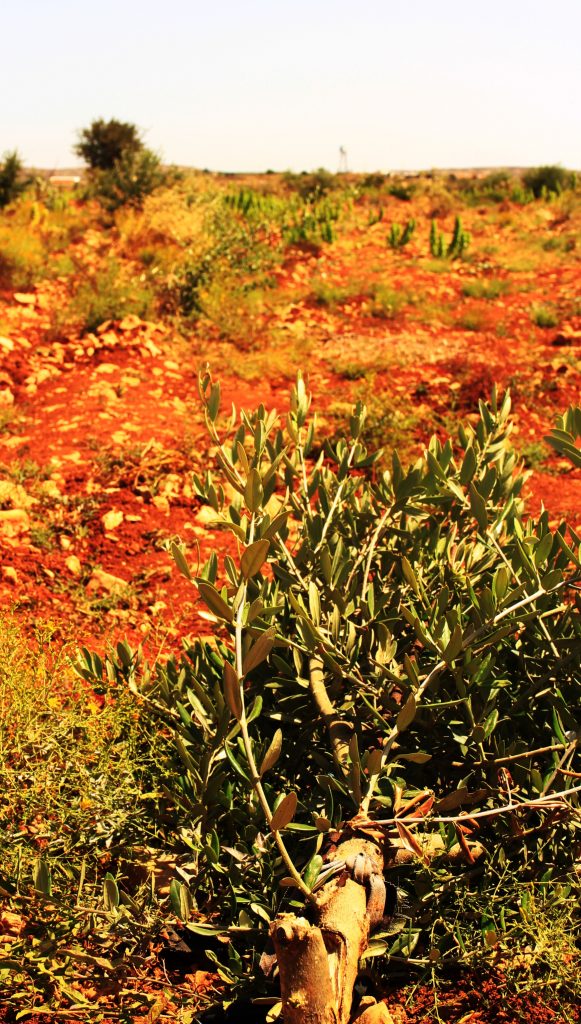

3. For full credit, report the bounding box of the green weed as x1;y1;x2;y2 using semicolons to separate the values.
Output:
310;278;361;309
531;304;559;329
456;308;491;332
461;278;509;300
367;282;409;319
67;260;155;333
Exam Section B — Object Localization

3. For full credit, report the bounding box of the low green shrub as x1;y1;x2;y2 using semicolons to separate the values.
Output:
311;278;361;309
367;281;409;318
0;222;46;289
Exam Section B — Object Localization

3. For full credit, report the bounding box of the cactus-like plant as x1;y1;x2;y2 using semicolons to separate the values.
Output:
388;218;416;249
430;216;469;258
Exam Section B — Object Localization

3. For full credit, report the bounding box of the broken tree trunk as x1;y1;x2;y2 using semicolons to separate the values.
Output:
270;835;393;1024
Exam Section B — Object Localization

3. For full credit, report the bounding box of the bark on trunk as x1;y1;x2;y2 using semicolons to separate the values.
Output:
270;836;393;1024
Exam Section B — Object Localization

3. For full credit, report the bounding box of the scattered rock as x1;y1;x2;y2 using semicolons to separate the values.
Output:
0;434;31;448
195;504;219;525
2;566;18;584
0;387;14;406
147;601;167;616
0;481;35;509
158;473;182;500
0;509;30;538
98;330;120;347
40;479;61;499
140;338;162;357
65;555;82;575
13;292;36;305
102;509;124;532
0;910;25;936
118;314;144;331
86;568;129;595
0;336;15;352
88;382;119;402
111;430;130;444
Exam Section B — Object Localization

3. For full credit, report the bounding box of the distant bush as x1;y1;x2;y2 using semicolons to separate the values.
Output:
523;165;575;199
510;183;535;205
456;171;515;205
75;118;143;171
360;172;386;190
0;151;28;208
91;149;170;210
388;181;415;201
282;167;341;200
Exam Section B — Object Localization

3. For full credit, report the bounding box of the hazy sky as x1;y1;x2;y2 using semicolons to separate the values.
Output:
2;0;579;172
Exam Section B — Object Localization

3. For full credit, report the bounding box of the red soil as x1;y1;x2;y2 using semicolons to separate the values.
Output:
0;202;579;659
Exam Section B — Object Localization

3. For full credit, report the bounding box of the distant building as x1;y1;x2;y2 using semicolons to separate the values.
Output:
48;175;81;187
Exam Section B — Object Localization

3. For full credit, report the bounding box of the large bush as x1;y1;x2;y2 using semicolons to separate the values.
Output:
74;117;143;171
86;378;580;1021
90;147;169;210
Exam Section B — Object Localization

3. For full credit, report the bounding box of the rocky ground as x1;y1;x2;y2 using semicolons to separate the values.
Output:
0;191;579;662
